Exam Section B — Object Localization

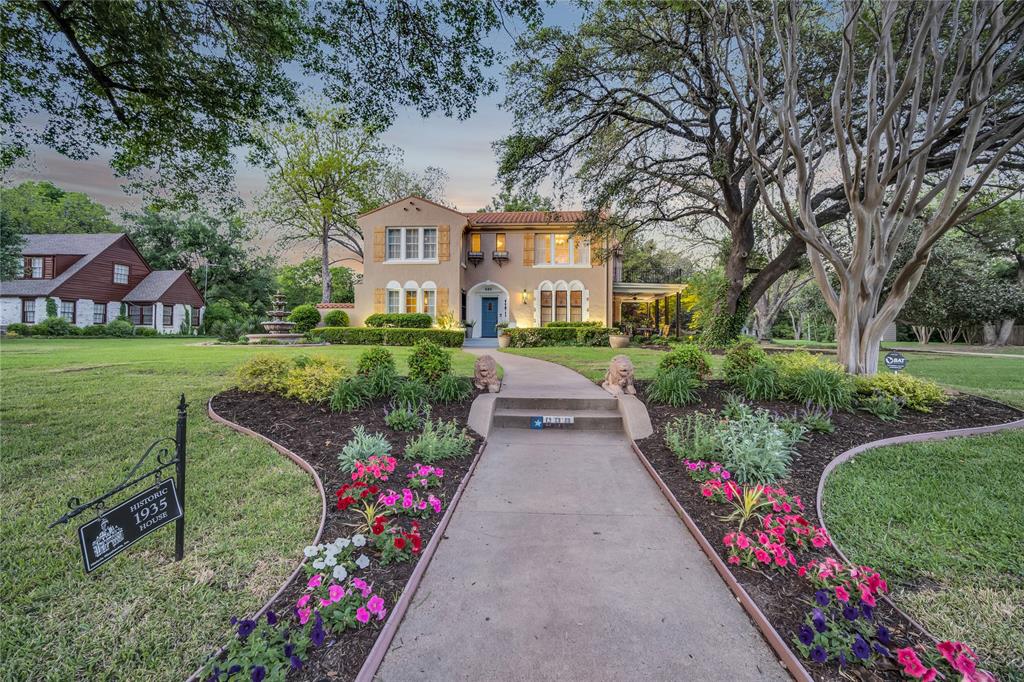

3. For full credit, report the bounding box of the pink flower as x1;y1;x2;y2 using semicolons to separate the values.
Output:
859;586;877;607
811;534;828;548
297;594;310;609
835;585;850;602
297;607;311;625
352;577;372;598
319;598;331;607
367;595;385;614
727;555;740;565
736;534;750;549
701;487;713;498
328;584;345;603
754;549;770;563
721;471;730;480
356;607;370;624
307;574;322;589
723;533;735;547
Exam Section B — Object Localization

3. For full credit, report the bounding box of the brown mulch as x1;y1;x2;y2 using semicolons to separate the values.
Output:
634;379;1021;681
209;388;483;682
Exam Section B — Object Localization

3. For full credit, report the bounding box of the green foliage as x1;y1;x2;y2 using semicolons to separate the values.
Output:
504;326;614;347
214;319;246;342
236;354;292;394
480;187;554;212
664;413;722;462
404;418;474;463
394;378;430;405
795;402;836;434
857;393;904;422
364;313;433;328
45;297;58;318
384;402;426;431
288;304;321;333
722;338;768;380
0;218;25;280
646;367;703;407
356;347;396;375
322;309;349;327
364;364;398;399
854;373;947;413
732;362;782;401
33;316;75;336
202;613;310;682
329;375;370;412
337;426;391;473
5;323;32;336
0;181;121;234
543;320;603;328
276;257;355;308
283;355;346;403
104;319;135;337
135;327;158;337
407;340;452;383
431;374;472;404
720;392;754;421
774;352;854;410
658;343;712;379
307;327;464;347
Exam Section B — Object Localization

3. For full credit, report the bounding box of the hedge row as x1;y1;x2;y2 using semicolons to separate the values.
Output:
504;326;614;347
307;326;465;347
542;320;604;328
364;313;433;328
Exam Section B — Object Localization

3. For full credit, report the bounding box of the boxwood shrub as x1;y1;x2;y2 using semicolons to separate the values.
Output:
365;313;432;328
307;327;464;347
288;304;321;333
659;343;713;380
504;326;614;347
543;320;604;328
322;309;349;327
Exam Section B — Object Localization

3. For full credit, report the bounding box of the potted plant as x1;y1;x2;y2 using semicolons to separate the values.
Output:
463;320;475;340
496;322;511;348
609;326;630;349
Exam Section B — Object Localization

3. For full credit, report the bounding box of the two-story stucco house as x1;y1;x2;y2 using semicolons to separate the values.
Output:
0;233;205;332
352;195;683;338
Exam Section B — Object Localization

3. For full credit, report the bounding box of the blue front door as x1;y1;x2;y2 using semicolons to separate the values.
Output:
481;297;498;337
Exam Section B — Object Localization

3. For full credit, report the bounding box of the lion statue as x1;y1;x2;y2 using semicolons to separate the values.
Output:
601;354;636;396
473;354;501;393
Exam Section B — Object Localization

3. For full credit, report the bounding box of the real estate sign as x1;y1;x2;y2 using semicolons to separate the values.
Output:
883;351;907;373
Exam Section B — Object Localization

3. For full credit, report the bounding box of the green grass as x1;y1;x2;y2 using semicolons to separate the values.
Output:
0;337;478;680
823;431;1024;681
774;338;1024;356
502;346;722;382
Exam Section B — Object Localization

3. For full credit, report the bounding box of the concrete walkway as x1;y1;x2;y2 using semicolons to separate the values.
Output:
376;351;788;681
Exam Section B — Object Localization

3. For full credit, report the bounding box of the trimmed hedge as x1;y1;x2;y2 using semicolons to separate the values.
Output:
365;313;432;328
505;326;613;347
308;326;464;347
543;320;604;328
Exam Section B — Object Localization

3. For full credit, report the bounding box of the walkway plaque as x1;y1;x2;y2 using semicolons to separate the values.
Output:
78;478;182;572
884;351;907;373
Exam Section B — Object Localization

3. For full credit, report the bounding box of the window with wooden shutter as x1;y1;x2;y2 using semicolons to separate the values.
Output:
374;288;385;313
438;225;450;261
523;233;535;266
373;228;386;262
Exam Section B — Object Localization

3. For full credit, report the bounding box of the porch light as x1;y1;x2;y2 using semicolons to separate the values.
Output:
521;289;529;305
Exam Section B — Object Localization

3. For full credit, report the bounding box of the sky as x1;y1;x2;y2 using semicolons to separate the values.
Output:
6;2;584;247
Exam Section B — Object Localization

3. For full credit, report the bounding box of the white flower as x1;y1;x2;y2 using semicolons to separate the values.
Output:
352;534;366;547
336;538;351;549
332;564;348;581
313;559;326;570
355;554;370;569
324;554;337;566
303;546;318;558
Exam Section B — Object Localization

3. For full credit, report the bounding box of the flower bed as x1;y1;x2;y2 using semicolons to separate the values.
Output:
203;379;482;681
634;379;1020;681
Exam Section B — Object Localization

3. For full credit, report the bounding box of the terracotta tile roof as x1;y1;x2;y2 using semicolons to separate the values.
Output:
465;211;588;225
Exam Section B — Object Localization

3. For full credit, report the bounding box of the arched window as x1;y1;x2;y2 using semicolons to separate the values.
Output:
403;280;420;314
569;281;585;322
422;281;437;317
538;281;553;325
554;280;569;322
385;280;402;314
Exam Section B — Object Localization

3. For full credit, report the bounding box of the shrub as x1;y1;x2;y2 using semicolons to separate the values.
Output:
659;343;713;379
721;393;754;421
365;312;432;328
337;426;391;473
33;316;76;336
330;375;370;412
646;367;703;406
717;410;804;484
356;347;396;375
213;319;246;342
795;401;835;434
284;355;346;403
774;352;853;410
722;338;768;380
81;324;107;336
105;318;134;337
503;326;616;347
364;364;399;399
236;354;293;393
395;377;430;404
136;326;158;337
307;327;465;347
408;340;452;384
544;320;603;328
664;413;722;461
857;392;903;421
432;374;472;404
853;373;947;413
322;309;349;327
384;402;426;431
5;323;32;336
733;362;782;401
404;418;474;463
289;304;321;333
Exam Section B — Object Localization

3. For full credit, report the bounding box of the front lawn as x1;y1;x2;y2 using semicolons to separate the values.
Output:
501;345;720;381
823;431;1024;681
0;337;478;681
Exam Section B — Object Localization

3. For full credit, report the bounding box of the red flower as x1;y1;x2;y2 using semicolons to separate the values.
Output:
394;536;406;550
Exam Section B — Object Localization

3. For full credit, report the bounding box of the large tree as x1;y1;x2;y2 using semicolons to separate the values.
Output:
276;258;355;309
0;181;121;234
3;0;542;204
497;2;832;345
732;0;1024;373
479;188;555;212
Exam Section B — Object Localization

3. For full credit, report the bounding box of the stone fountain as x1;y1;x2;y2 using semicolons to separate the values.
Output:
245;291;305;344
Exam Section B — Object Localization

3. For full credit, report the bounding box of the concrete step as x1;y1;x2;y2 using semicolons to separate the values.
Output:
491;407;623;431
494;396;619;411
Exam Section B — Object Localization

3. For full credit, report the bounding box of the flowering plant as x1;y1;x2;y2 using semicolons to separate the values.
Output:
895;641;995;682
374;520;422;566
378;487;443;519
406;463;444;489
335;480;381;511
295;573;387;635
792;590;893;669
797;557;888;608
760;512;830;550
683;459;732;483
723;530;796;570
351;455;396;483
700;477;741;502
302;536;371;582
203;610;310;681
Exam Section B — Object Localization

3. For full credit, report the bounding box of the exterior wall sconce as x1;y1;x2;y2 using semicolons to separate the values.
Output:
521;289;529;305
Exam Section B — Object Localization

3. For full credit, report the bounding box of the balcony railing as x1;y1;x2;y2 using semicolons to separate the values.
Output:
467;250;484;265
616;265;689;284
492;250;509;265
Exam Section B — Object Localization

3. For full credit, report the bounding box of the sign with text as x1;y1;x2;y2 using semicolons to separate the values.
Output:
77;478;182;573
884;351;907;373
530;415;575;429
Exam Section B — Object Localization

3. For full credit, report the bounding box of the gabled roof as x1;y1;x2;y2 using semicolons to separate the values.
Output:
357;195;468;221
123;270;188;302
0;233;124;296
465;210;589;226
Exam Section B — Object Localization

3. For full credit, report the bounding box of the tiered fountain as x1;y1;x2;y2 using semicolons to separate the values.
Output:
245;291;305;344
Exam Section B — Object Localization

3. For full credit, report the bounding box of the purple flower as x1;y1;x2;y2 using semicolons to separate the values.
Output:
311;613;325;647
290;655;303;670
237;619;256;639
814;589;830;606
230;616;238;625
874;643;891;658
265;611;277;625
875;625;891;645
284;643;294;658
251;666;266;682
861;603;874;620
838;651;847;668
798;625;814;645
852;634;871;660
206;668;220;682
810;645;828;663
227;665;241;675
811;608;827;633
843;605;860;621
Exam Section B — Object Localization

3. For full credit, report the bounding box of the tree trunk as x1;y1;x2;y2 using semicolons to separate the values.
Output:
982;323;997;345
995;318;1015;346
320;229;332;304
911;326;933;344
833;286;892;375
789;310;803;341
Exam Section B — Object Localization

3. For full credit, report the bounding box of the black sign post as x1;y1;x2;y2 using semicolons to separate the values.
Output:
51;395;188;572
884;351;907;373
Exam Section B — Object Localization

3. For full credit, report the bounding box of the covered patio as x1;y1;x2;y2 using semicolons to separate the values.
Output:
612;282;689;336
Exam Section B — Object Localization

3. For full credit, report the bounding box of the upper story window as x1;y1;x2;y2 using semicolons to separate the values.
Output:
113;263;129;284
495;233;506;251
31;258;43;278
535;233;588;266
385;227;438;262
19;257;46;279
470;233;482;252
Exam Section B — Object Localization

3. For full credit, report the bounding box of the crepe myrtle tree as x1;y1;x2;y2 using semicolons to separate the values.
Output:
729;0;1024;373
